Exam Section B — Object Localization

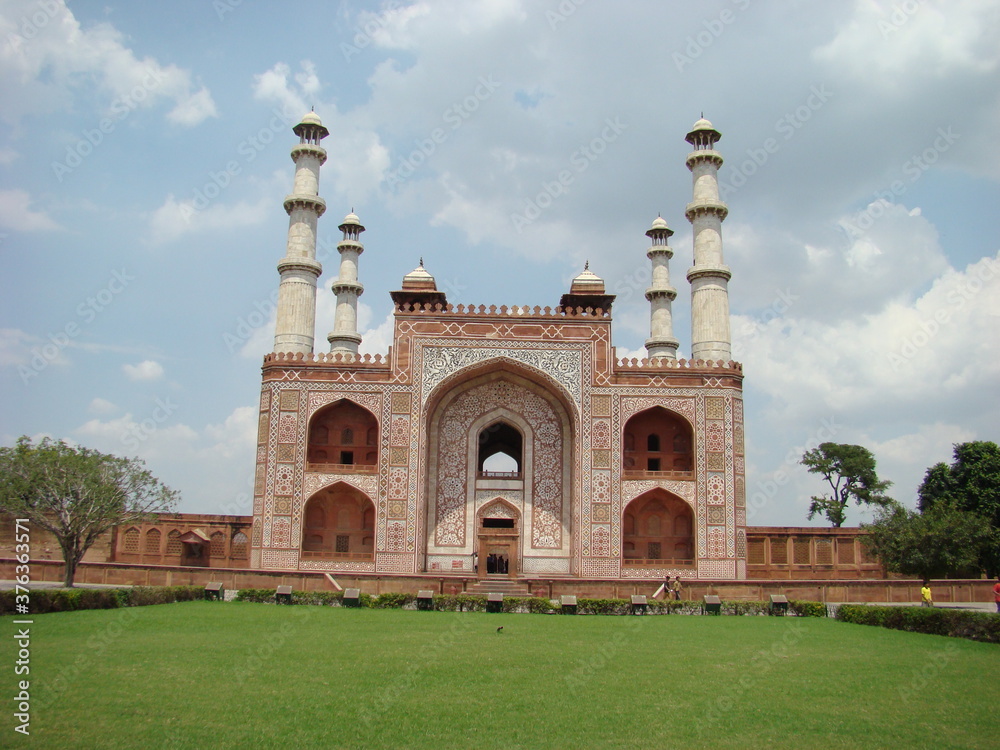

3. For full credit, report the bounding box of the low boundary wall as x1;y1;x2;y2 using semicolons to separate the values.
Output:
3;559;992;604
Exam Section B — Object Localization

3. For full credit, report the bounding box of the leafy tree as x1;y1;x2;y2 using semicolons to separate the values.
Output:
800;442;893;527
0;436;178;587
917;441;1000;574
863;501;992;581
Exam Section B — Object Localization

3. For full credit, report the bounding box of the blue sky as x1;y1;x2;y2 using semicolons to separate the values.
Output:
2;0;998;526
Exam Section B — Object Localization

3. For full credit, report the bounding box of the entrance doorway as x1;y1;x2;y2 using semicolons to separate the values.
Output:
476;501;520;579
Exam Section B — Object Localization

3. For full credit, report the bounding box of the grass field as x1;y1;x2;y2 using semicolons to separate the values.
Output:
5;602;999;749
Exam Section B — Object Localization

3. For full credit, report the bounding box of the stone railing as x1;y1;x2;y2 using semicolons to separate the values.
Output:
621;469;695;481
614;357;742;372
264;351;391;366
305;463;378;474
395;302;611;318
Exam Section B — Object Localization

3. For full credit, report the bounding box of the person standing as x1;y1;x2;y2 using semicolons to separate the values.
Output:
993;576;1000;614
671;576;682;601
920;580;933;608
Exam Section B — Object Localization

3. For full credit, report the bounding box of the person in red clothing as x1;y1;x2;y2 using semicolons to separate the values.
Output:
993;576;1000;614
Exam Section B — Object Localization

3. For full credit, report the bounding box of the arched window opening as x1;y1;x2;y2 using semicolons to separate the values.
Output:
166;530;183;555
123;528;140;554
301;484;375;560
144;528;160;554
231;532;249;558
622;490;694;565
623;407;694;475
307;400;379;467
477;421;523;475
210;532;225;558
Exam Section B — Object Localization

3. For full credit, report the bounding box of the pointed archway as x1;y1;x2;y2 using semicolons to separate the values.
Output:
301;482;375;561
622;488;694;567
476;499;521;578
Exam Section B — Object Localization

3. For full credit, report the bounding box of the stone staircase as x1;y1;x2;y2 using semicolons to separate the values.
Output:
465;577;532;596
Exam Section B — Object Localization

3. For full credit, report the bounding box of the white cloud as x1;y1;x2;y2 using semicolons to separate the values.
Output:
251;61;391;203
0;328;35;366
148;193;270;245
204;405;258;459
0;0;217;127
87;397;118;415
0;189;60;232
167;87;218;126
123;360;164;381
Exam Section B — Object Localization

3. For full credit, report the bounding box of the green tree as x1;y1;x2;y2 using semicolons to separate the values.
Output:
863;501;992;581
0;436;178;587
917;441;1000;574
800;442;893;527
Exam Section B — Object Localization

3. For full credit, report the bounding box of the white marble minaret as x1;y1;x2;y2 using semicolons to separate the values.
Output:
326;211;365;354
273;111;329;354
685;117;732;363
644;216;679;360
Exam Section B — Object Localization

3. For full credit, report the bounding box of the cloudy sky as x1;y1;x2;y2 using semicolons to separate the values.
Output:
2;0;998;527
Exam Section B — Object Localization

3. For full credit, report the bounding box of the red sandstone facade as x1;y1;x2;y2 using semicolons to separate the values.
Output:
247;256;750;583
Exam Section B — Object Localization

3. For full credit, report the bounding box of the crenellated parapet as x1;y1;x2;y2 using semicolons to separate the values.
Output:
614;356;743;372
263;350;391;367
394;302;613;318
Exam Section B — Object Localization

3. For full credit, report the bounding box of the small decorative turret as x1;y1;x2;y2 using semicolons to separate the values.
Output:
644;216;679;360
559;261;616;313
390;258;448;309
327;211;365;354
273;111;329;354
684;116;732;362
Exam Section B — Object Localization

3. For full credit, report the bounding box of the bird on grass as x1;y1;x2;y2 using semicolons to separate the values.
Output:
496;626;504;633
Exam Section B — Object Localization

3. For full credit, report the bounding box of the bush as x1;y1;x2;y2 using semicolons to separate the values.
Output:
0;585;205;616
789;600;827;618
370;592;415;609
836;604;1000;644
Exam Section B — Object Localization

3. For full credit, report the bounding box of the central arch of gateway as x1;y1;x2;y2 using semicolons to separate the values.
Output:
421;361;576;576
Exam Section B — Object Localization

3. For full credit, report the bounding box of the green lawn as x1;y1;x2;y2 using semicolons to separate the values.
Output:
5;602;999;749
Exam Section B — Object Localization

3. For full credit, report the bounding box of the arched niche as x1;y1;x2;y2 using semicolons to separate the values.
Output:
307;399;378;467
622;489;694;563
477;420;523;474
300;482;375;560
622;406;694;474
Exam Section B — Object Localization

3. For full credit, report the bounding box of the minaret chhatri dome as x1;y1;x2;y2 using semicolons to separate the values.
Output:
684;114;732;363
644;215;679;360
327;209;366;354
272;111;329;354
